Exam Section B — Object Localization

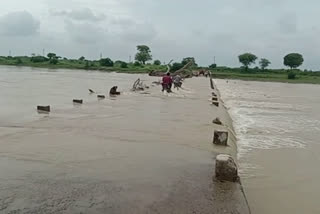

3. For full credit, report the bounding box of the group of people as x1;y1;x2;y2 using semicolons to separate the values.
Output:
161;72;183;93
108;72;182;95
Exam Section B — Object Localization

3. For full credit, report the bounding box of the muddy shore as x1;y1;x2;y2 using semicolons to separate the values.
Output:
0;68;250;213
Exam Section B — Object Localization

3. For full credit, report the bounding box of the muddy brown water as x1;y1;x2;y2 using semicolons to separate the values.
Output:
216;79;320;214
0;66;250;213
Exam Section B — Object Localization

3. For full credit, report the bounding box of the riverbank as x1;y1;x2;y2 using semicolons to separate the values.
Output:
0;61;320;84
212;70;320;84
1;57;320;84
0;67;250;213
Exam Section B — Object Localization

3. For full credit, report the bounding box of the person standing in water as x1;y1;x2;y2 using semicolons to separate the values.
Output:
162;72;173;92
173;74;182;89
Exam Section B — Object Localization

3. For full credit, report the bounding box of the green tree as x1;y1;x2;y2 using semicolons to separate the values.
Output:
171;62;184;72
209;63;217;69
135;45;152;64
182;57;197;67
100;58;114;67
284;53;304;69
47;53;56;60
259;58;271;70
238;53;258;70
154;60;161;65
79;56;85;61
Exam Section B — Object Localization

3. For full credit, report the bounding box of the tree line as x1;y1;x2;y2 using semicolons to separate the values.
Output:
1;45;307;77
238;53;304;70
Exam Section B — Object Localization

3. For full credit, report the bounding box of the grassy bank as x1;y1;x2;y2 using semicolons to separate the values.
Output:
1;56;320;84
210;67;320;84
0;56;166;73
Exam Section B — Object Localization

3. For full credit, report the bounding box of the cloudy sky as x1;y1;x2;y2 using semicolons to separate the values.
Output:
0;0;319;69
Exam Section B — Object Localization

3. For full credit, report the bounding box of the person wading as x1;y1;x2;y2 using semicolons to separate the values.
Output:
162;72;173;93
173;74;182;89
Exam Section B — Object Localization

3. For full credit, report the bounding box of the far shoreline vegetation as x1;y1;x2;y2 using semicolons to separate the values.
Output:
1;45;320;84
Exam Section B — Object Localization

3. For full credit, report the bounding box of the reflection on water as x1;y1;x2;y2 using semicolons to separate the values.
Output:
216;79;320;214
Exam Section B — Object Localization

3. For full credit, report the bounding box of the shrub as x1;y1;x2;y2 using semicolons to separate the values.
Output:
31;56;48;63
154;60;161;65
49;58;58;64
171;62;184;72
134;61;141;66
120;62;128;68
209;63;217;69
288;71;296;79
15;58;23;65
100;58;114;67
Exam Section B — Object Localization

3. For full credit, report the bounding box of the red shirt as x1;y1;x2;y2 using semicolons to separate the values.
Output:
162;76;172;84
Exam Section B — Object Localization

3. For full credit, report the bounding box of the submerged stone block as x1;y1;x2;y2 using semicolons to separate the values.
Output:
212;101;219;107
212;97;218;101
215;154;238;182
37;105;50;112
213;130;228;146
212;118;223;125
73;99;83;104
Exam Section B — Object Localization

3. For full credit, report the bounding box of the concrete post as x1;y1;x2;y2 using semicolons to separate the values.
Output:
212;97;218;101
213;130;228;146
212;118;223;125
215;154;238;182
212;101;219;107
73;99;83;104
37;105;50;112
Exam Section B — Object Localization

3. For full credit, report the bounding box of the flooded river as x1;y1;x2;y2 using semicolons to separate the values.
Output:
0;66;250;213
3;65;317;213
216;79;320;214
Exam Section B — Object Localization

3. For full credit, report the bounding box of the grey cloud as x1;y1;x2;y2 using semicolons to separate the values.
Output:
0;11;40;36
278;12;298;34
120;22;156;43
51;8;106;22
64;20;107;44
111;17;135;27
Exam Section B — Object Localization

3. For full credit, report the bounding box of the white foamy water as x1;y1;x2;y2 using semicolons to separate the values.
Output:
216;79;320;214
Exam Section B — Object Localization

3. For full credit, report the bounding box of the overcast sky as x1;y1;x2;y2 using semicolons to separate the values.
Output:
0;0;319;69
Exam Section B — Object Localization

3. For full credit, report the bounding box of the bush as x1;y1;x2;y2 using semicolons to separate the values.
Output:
171;62;184;72
100;58;114;67
288;71;296;79
31;56;48;63
209;63;217;69
84;61;90;69
154;60;161;65
134;61;141;66
120;62;128;68
50;58;58;64
15;58;23;65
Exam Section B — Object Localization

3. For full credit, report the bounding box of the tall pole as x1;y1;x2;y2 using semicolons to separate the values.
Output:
214;56;216;64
